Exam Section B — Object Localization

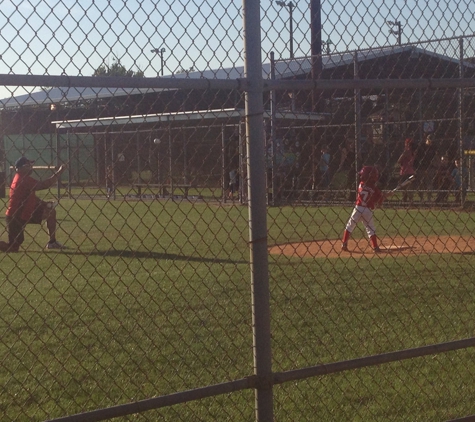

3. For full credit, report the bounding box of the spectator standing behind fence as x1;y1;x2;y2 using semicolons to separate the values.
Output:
106;165;114;198
415;134;438;202
319;145;331;189
435;155;452;203
228;168;239;199
0;157;67;252
338;138;359;201
397;138;416;203
451;158;468;203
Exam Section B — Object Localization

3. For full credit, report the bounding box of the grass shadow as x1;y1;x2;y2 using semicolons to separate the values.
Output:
60;248;247;264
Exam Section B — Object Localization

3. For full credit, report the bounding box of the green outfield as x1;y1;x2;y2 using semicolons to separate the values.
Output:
0;197;474;420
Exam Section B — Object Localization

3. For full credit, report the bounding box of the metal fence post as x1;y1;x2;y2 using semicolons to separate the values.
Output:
243;0;274;421
169;124;173;198
222;124;226;202
67;130;71;196
458;37;465;206
239;120;246;204
270;51;277;206
354;51;361;194
56;126;61;198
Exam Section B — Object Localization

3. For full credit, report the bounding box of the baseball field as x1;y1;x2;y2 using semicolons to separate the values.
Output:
1;195;475;420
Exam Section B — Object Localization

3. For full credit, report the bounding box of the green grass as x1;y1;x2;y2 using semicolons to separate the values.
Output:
1;196;475;420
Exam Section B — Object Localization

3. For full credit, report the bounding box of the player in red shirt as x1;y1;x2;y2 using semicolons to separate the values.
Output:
0;157;67;252
341;166;394;253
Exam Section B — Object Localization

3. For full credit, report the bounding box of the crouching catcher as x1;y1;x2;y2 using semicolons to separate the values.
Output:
0;157;67;252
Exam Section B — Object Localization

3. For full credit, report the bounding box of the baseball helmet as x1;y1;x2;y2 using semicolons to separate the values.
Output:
359;166;379;183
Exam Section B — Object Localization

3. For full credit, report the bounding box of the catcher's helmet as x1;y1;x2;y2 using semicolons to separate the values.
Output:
359;166;379;183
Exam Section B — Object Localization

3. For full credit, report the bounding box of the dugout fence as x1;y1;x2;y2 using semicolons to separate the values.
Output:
55;118;247;202
1;1;475;421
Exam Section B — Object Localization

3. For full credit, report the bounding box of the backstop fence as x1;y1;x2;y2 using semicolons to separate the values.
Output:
1;1;475;421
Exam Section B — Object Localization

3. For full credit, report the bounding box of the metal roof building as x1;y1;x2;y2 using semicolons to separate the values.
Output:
2;45;472;110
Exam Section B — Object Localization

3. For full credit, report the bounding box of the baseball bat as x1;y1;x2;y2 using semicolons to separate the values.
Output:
392;175;416;192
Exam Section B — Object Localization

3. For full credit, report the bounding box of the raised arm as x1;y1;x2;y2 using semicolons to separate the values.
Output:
35;164;67;191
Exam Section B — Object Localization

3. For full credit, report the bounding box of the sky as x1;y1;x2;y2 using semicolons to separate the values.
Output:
0;0;474;101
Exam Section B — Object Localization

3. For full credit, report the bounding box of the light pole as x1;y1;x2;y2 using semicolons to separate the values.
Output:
276;1;294;58
387;20;402;46
150;47;166;76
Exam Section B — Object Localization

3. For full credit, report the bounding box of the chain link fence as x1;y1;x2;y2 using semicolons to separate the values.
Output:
1;1;475;421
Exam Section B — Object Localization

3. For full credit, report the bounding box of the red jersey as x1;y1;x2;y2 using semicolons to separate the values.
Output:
6;173;39;221
355;181;384;210
398;149;415;175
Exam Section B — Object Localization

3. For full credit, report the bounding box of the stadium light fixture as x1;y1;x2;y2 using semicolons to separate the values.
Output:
151;47;166;76
386;20;402;46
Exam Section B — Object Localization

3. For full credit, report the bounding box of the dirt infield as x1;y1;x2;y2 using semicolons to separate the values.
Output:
268;235;475;258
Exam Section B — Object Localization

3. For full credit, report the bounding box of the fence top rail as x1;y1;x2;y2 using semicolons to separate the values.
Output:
2;74;475;106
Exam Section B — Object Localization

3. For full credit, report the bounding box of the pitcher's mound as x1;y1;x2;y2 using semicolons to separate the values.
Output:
268;235;475;258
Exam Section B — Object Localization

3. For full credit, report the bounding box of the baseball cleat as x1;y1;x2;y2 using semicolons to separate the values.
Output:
46;241;67;250
341;243;348;252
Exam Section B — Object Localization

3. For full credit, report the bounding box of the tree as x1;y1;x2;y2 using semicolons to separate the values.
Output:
93;58;144;78
176;66;195;74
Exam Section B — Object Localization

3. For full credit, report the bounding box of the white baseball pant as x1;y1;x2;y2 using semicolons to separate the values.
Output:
345;205;376;238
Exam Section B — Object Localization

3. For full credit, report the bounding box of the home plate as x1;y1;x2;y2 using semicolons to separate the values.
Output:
381;245;413;251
